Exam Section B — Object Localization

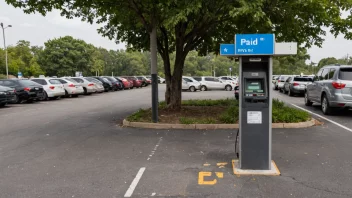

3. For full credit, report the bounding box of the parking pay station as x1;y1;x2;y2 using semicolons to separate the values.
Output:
220;34;297;174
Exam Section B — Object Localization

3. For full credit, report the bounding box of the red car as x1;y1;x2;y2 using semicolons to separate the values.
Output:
116;77;133;89
123;76;143;88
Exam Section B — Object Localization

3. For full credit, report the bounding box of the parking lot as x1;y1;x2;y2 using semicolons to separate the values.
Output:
1;85;352;198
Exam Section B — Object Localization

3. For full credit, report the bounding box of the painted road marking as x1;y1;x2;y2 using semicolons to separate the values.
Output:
198;172;224;185
124;167;146;197
290;104;352;133
147;137;163;161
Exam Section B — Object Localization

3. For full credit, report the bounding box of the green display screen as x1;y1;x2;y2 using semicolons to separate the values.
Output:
245;80;264;93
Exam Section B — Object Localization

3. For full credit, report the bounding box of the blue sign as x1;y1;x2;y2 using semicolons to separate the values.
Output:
220;44;235;56
18;72;22;77
235;34;274;55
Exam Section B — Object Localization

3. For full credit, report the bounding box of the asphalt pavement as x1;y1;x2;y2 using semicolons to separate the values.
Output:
1;85;352;198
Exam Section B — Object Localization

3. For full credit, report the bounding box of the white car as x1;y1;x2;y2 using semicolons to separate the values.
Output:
63;77;96;95
30;78;65;100
219;76;238;86
55;78;84;97
84;77;105;93
192;76;234;91
182;77;201;92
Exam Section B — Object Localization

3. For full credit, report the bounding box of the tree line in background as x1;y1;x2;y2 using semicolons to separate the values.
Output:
0;36;351;79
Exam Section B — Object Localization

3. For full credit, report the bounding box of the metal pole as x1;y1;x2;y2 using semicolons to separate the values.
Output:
1;26;8;79
150;24;158;123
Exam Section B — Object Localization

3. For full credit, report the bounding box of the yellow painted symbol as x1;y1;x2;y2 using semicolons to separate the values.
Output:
215;172;223;178
198;172;224;185
203;163;211;167
216;162;227;168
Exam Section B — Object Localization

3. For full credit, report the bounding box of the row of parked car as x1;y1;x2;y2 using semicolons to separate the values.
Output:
273;64;352;115
182;76;238;92
0;76;153;107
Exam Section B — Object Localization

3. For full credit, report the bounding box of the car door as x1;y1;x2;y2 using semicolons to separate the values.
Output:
213;78;224;89
284;77;291;92
182;80;188;90
204;77;215;89
309;69;323;101
317;69;329;102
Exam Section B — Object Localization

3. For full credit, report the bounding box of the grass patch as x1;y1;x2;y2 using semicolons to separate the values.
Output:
127;98;310;124
272;99;310;123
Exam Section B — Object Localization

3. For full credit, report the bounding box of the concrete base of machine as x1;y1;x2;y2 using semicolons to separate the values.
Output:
232;159;281;176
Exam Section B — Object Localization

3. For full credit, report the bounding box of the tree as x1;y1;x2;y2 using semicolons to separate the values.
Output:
317;57;339;69
38;36;93;77
6;0;352;109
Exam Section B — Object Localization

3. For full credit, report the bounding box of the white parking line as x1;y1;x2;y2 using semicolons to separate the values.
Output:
124;167;146;197
290;103;352;133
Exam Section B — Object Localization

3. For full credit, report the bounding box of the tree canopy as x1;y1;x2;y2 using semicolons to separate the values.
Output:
5;0;352;108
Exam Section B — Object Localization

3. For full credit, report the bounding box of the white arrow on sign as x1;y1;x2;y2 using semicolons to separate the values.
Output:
224;48;228;52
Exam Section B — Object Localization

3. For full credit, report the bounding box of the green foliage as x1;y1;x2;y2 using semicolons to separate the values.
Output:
179;117;217;124
219;105;239;124
0;74;6;79
272;99;310;123
127;109;149;122
181;99;237;106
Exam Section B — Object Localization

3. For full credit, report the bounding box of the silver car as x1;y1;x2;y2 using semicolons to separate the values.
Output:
305;65;352;114
182;76;201;92
192;76;233;91
182;79;200;92
283;76;313;96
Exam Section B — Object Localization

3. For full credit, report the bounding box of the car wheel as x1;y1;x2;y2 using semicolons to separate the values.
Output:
321;94;332;115
83;87;88;95
200;85;207;91
42;92;48;101
225;85;232;91
283;88;287;94
189;86;196;92
72;95;79;98
64;90;69;98
304;92;313;106
288;88;293;96
0;103;6;107
279;88;282;92
13;95;22;104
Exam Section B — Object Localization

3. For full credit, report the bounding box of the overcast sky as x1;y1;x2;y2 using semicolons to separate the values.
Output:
1;1;352;63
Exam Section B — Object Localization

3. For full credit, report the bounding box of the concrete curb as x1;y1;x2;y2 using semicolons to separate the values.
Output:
122;118;316;130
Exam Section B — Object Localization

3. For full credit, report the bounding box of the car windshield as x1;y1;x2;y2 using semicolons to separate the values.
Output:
293;77;313;82
339;68;352;80
19;80;41;86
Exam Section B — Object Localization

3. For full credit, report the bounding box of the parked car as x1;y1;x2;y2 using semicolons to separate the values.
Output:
234;86;239;100
0;79;44;103
136;76;151;86
102;76;122;91
305;65;352;115
272;75;279;84
277;75;296;92
91;76;113;92
64;77;96;94
158;76;166;83
122;76;142;88
182;76;201;92
115;77;133;89
84;77;105;93
182;78;200;92
219;76;238;86
192;76;233;91
0;85;16;107
31;78;66;100
55;78;84;97
283;76;313;96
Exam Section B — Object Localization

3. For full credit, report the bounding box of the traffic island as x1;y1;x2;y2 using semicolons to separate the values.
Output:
123;99;317;129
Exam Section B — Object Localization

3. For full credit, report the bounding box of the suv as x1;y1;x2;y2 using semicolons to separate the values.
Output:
192;76;233;91
283;76;313;96
305;65;352;114
182;76;201;92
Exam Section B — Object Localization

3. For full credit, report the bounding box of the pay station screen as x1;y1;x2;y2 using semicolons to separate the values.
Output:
245;79;264;93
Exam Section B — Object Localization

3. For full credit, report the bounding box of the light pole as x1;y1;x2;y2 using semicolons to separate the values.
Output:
1;22;12;79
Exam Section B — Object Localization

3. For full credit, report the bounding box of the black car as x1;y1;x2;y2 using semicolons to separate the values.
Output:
91;76;113;92
0;85;16;107
113;77;126;89
102;76;123;91
0;79;44;103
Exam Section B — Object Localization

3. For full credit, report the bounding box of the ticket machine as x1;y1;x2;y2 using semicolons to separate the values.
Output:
239;56;272;170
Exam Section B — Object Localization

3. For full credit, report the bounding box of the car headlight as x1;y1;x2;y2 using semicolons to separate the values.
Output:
0;91;6;95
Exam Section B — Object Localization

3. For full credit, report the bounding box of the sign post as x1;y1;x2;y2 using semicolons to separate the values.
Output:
220;34;297;175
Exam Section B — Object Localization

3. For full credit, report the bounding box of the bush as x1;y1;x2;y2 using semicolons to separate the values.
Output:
272;99;310;123
0;74;6;79
182;99;238;106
